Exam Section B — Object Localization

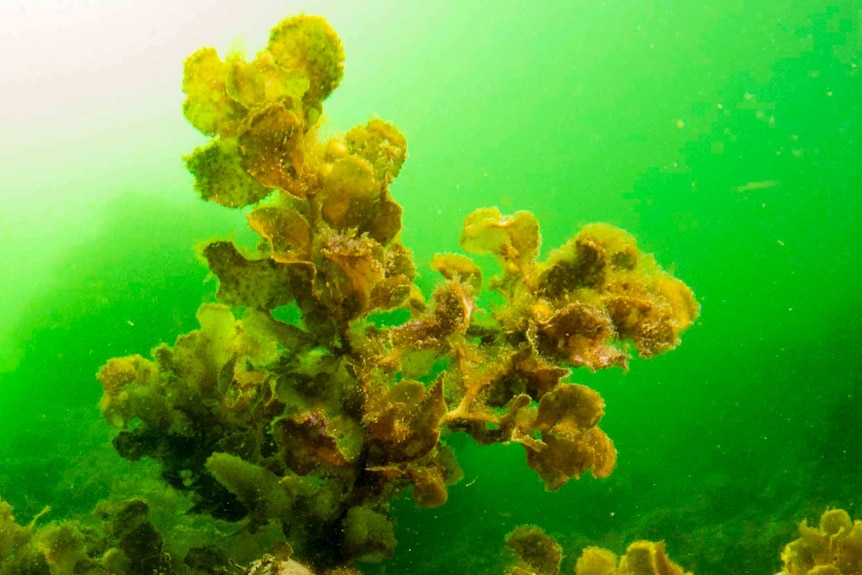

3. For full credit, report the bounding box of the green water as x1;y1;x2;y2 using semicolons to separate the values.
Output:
1;2;860;574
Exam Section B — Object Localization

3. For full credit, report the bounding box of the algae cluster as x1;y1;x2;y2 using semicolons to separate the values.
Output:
99;13;694;572
2;11;849;575
106;12;698;568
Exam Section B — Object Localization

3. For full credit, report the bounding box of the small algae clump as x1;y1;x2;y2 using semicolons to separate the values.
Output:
89;12;699;574
505;525;563;575
574;541;694;575
0;497;173;575
780;508;862;575
504;526;694;575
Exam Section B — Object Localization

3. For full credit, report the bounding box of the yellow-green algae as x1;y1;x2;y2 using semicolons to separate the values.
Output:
105;12;698;572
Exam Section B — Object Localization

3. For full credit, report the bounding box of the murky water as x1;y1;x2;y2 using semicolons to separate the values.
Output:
1;3;860;574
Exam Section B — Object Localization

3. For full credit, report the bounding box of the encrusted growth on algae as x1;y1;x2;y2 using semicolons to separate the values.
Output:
90;13;699;574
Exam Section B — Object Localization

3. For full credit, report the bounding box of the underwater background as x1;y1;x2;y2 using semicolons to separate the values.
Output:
1;1;860;574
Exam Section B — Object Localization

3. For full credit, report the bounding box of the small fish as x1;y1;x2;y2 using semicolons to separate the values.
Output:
733;180;780;193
